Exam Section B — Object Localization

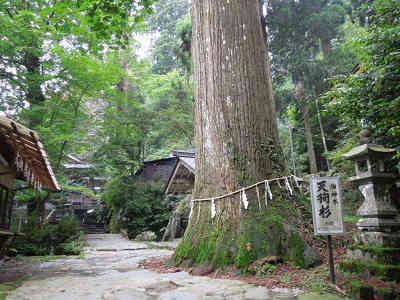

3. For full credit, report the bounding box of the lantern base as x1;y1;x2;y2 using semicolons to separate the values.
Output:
354;230;400;248
357;216;400;233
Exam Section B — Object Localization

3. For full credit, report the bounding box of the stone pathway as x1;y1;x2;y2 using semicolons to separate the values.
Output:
6;234;344;300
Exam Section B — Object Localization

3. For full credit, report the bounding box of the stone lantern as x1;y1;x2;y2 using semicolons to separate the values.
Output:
342;129;400;247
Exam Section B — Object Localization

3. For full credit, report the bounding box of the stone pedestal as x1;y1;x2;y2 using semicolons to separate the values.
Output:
355;180;400;247
342;131;400;283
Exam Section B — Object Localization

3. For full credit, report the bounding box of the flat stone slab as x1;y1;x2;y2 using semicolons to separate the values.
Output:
245;286;273;299
6;234;343;300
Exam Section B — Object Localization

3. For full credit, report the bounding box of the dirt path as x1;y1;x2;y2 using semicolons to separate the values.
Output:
5;234;341;300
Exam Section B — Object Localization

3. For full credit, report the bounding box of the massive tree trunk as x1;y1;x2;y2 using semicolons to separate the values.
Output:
192;0;284;197
173;0;307;270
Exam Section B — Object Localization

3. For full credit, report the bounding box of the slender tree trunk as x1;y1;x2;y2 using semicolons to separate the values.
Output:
320;38;331;59
23;51;45;127
288;123;297;174
315;98;331;170
303;104;318;174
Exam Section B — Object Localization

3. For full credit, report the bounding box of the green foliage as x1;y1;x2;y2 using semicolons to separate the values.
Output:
288;231;306;268
12;215;82;256
0;279;24;300
54;240;83;256
143;70;194;157
234;238;257;272
268;0;358;173
340;260;400;282
0;0;154;110
103;178;172;239
146;0;190;74
324;0;400;153
61;185;99;201
348;244;400;264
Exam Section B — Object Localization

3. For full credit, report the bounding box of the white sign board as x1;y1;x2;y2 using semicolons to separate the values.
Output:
310;176;344;235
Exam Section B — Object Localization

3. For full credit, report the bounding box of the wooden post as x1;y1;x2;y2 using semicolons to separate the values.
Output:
327;235;336;284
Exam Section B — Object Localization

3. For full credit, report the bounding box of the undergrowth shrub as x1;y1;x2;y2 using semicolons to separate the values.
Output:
103;177;175;239
12;215;83;256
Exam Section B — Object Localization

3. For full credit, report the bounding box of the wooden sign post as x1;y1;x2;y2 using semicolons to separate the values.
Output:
310;176;344;284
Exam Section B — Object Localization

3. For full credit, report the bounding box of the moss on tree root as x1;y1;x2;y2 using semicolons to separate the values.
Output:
172;192;321;271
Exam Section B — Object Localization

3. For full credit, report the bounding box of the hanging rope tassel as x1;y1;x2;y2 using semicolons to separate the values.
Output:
277;179;282;188
265;179;273;204
242;189;249;210
256;184;261;211
189;201;194;220
285;177;293;195
211;198;216;219
294;176;301;188
239;192;242;216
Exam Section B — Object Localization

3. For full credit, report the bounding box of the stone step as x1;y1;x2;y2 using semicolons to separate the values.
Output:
82;224;105;234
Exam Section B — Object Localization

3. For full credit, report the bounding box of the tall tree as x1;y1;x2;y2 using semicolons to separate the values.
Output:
147;0;190;74
326;0;400;150
266;0;348;173
0;0;154;126
174;0;293;269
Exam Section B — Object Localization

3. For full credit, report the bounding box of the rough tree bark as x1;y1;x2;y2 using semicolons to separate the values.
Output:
192;0;284;198
172;0;322;270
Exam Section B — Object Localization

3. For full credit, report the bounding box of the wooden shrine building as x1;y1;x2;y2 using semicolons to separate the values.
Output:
0;116;60;256
135;151;195;195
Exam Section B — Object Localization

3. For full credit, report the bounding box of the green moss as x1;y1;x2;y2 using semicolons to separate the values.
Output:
173;189;316;271
176;197;187;215
17;255;69;264
172;236;196;265
0;279;25;300
288;231;306;268
349;280;362;291
340;260;400;282
343;216;360;223
234;238;256;271
348;244;400;264
377;287;394;298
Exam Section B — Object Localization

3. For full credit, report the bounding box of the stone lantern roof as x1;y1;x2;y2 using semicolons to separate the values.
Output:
342;129;398;184
342;143;396;160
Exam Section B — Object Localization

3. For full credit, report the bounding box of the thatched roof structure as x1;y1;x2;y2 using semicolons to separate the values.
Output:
0;116;60;191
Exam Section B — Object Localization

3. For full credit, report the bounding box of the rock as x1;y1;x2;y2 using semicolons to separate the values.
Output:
162;195;192;241
102;291;116;300
144;280;182;294
159;290;203;300
303;243;322;268
244;286;272;299
135;231;157;241
283;223;322;268
189;264;214;276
